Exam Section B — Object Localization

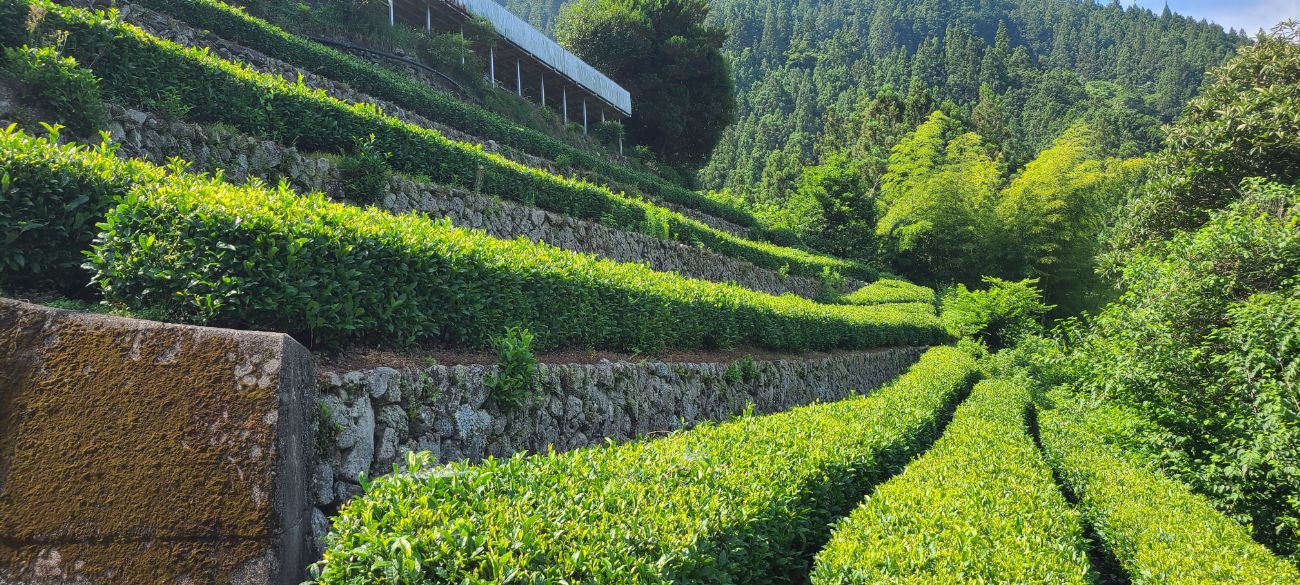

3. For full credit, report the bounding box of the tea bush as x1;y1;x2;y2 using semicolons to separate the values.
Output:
812;378;1091;584
128;0;761;228
0;45;106;136
1038;392;1300;584
335;133;391;204
2;0;874;281
484;325;537;408
0;125;161;291
87;167;941;349
840;278;935;305
311;347;978;583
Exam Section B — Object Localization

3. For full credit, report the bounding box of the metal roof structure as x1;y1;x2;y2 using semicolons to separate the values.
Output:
392;0;632;119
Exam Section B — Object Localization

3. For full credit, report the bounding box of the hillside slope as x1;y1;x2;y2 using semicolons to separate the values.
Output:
504;0;1244;198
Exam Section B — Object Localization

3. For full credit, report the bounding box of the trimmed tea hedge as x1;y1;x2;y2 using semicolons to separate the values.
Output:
812;378;1092;584
0;124;161;290
3;0;873;281
1038;394;1300;584
89;170;940;349
840;278;936;306
130;0;761;228
0;121;937;350
311;347;979;584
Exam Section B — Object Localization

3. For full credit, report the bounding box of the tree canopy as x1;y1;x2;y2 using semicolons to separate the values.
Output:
555;0;737;168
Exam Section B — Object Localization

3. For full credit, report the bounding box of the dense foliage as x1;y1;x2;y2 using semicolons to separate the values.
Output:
691;0;1242;198
0;128;929;351
872;113;1142;307
812;378;1091;584
1110;22;1300;250
312;347;978;583
1038;390;1300;583
3;0;873;281
0;46;106;135
1043;180;1300;559
129;0;762;228
556;0;735;168
941;277;1051;350
1016;27;1300;561
0;125;160;292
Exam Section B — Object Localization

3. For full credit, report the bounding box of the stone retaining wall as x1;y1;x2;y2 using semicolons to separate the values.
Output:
0;299;315;585
310;346;926;538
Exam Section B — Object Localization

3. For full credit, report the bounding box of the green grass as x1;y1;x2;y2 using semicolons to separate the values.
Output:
812;377;1092;584
311;347;979;584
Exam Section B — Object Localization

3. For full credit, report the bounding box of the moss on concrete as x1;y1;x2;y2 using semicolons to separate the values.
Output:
0;299;292;584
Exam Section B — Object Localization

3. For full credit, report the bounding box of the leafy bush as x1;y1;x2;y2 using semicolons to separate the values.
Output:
311;347;978;583
1052;179;1300;559
2;0;874;281
592;120;624;147
335;133;391;204
812;378;1091;584
1;130;938;349
127;0;761;229
0;125;161;291
941;277;1052;350
0;45;106;135
1037;391;1300;583
1110;22;1300;249
840;278;935;306
484;325;537;408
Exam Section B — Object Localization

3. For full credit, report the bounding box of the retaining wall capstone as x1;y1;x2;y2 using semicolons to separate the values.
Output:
310;346;926;544
0;299;315;585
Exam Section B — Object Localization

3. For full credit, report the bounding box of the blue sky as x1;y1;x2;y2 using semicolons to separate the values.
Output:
1132;1;1298;34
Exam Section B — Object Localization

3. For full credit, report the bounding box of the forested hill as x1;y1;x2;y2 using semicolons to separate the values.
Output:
503;0;1245;197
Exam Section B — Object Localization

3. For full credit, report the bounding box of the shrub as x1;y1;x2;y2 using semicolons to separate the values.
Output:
484;325;537;408
335;133;391;204
1037;391;1300;583
127;0;762;229
1052;179;1300;558
311;347;979;583
812;378;1092;584
840;278;935;306
940;276;1052;349
0;45;106;135
2;0;874;282
0;126;940;349
86;166;941;350
0;125;161;291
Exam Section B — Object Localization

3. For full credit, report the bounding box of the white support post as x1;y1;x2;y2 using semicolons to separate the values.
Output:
489;47;496;87
516;61;522;96
583;99;588;134
460;26;465;65
425;5;431;31
540;74;545;107
388;0;394;26
601;109;606;123
562;87;568;124
619;135;623;156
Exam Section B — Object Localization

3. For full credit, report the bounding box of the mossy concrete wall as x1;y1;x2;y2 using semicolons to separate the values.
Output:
0;299;315;585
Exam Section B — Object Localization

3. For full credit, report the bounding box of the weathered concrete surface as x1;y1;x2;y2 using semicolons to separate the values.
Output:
0;299;314;585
